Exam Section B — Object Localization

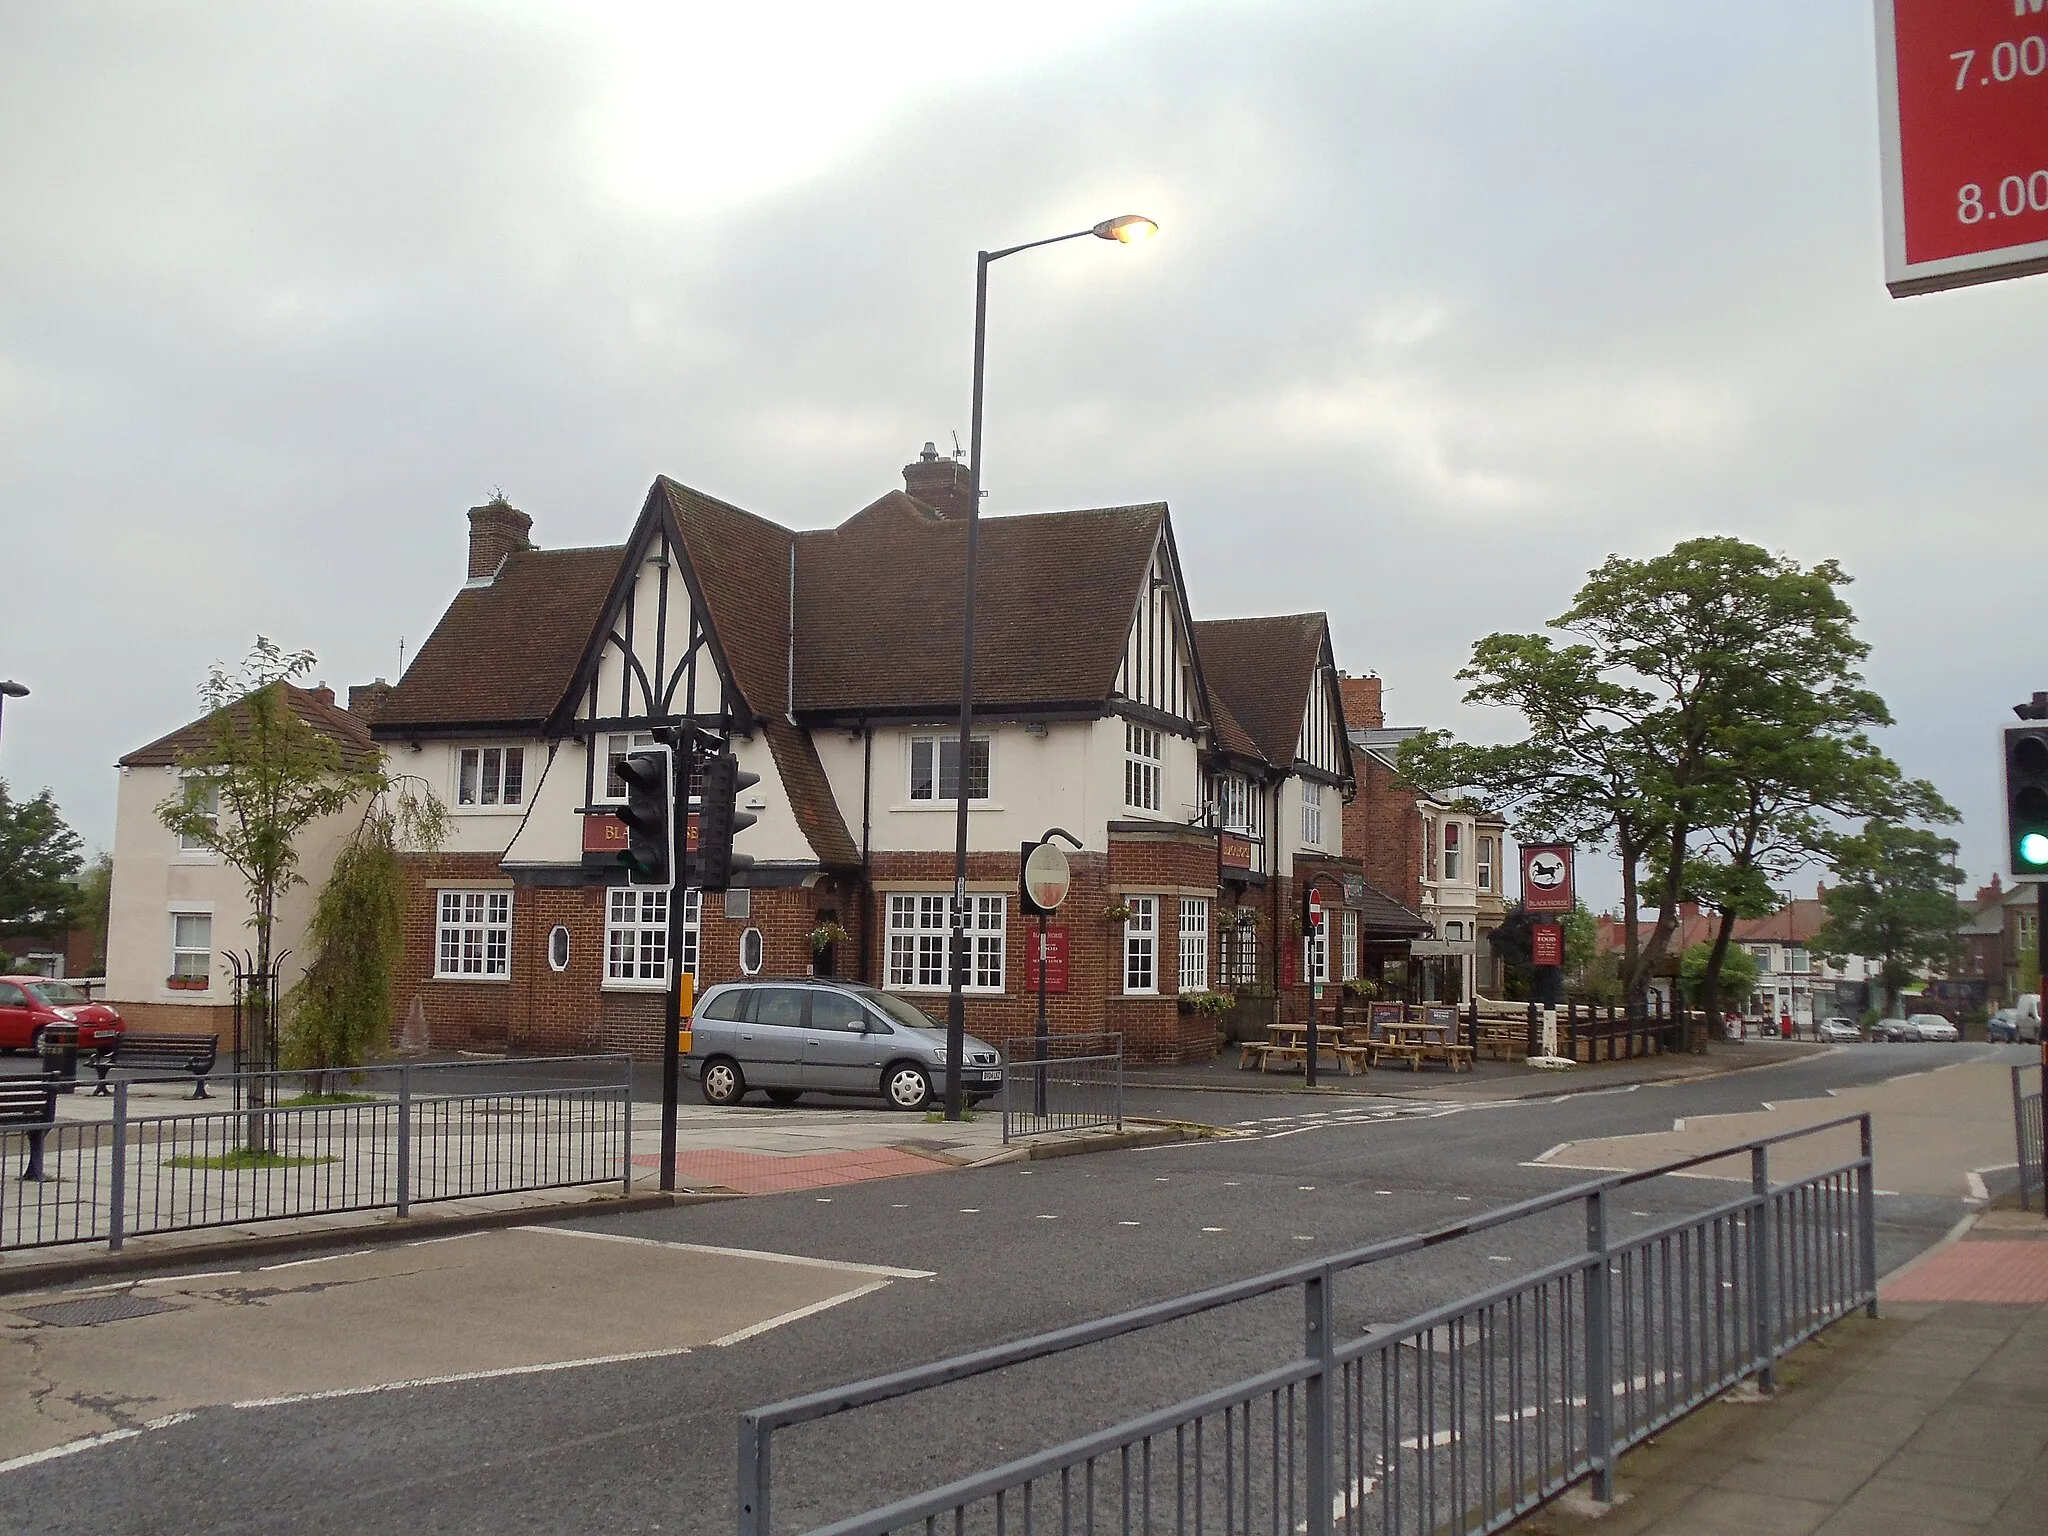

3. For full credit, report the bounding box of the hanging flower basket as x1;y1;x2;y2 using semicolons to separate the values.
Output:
1103;902;1136;924
808;921;852;954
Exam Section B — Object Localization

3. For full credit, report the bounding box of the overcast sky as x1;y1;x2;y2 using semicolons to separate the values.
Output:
3;0;2040;911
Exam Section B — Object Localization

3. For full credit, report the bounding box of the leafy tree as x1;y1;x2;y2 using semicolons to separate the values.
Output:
1403;538;1894;1015
0;783;84;937
74;853;113;973
157;639;386;1142
1681;940;1758;1013
1810;820;1965;1017
284;781;447;1083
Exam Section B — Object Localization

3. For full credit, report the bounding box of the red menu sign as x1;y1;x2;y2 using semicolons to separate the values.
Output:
1029;925;1070;994
1877;0;2048;295
1531;923;1564;969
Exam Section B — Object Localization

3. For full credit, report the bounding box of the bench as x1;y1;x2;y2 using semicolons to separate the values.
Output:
1;1077;59;1180
1436;1043;1475;1073
89;1032;219;1099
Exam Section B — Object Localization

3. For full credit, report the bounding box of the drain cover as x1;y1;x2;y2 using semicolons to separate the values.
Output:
899;1138;967;1153
18;1293;183;1328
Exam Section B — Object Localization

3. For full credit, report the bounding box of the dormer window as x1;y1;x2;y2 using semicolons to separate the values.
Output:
457;746;524;807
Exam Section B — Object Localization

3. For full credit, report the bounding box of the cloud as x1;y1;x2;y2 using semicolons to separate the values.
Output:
0;0;2038;910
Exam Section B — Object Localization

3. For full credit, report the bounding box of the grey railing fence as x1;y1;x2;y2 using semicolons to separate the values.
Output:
1;1055;632;1253
1001;1033;1123;1143
739;1114;1876;1536
2016;1063;2044;1213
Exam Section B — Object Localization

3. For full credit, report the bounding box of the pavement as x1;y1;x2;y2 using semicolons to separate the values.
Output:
1517;1206;2048;1536
1129;1036;1829;1101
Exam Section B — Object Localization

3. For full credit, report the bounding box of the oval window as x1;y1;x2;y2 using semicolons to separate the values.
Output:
739;927;765;976
548;925;571;972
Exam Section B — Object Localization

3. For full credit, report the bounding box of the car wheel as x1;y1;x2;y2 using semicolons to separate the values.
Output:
700;1057;746;1106
765;1088;802;1107
883;1062;934;1111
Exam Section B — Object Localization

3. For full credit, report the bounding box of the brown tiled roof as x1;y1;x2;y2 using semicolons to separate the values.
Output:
375;546;623;733
1207;691;1262;761
661;477;794;718
793;495;1166;716
760;719;860;868
121;684;380;767
1595;898;1833;955
1191;614;1328;767
1355;879;1430;939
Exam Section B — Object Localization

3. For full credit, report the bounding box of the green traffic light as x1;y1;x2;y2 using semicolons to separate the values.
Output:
2022;832;2048;867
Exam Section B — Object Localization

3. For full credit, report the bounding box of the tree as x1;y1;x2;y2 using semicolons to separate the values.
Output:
1403;538;1894;1015
0;783;84;937
75;853;113;973
1681;940;1758;1014
284;781;447;1084
157;638;386;1141
1809;820;1965;1017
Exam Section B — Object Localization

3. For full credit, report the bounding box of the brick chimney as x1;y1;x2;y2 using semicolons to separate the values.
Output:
309;684;336;707
1337;672;1384;730
348;679;394;721
468;498;533;580
902;442;973;520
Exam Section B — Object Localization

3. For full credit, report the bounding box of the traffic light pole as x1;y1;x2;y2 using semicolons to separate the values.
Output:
658;740;693;1194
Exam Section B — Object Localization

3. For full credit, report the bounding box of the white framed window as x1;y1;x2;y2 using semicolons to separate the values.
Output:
1305;917;1328;985
1223;921;1260;987
1214;773;1261;833
604;887;701;986
1749;944;1771;968
176;777;219;853
908;734;990;803
1341;909;1359;982
436;890;512;978
1442;822;1461;881
457;746;525;807
601;732;654;801
1444;921;1465;941
1477;837;1494;892
1300;781;1323;846
885;893;1006;992
1125;723;1162;812
1124;896;1157;994
739;927;764;975
170;912;212;983
1789;948;1810;974
1178;898;1209;993
548;926;571;972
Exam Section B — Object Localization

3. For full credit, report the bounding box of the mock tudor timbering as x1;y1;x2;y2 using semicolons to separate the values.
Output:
362;450;1422;1064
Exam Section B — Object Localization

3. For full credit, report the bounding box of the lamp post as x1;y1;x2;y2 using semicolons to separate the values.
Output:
942;214;1157;1121
0;681;26;758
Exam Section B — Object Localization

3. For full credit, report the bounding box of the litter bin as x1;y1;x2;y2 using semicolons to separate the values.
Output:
37;1022;80;1093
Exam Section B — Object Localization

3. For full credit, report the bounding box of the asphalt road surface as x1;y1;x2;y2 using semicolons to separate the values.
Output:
0;1041;2030;1535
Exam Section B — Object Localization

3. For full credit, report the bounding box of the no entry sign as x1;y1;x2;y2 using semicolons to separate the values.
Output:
1876;0;2048;296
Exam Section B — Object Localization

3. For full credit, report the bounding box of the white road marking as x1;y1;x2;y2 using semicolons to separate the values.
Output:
139;1270;243;1286
709;1279;893;1347
0;1428;142;1474
230;1346;698;1409
1036;1214;1058;1220
1119;1221;1141;1227
259;1251;375;1272
1202;1226;1224;1233
513;1226;935;1279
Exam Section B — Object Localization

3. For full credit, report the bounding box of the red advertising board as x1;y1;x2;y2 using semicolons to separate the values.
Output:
1031;925;1070;995
1220;833;1257;871
1531;923;1564;969
1520;843;1575;914
1876;0;2048;295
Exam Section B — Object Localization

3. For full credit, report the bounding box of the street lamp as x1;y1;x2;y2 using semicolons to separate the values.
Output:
942;214;1158;1121
0;680;26;758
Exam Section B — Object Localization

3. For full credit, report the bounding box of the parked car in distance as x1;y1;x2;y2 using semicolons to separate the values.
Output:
1988;1008;2019;1042
686;978;1004;1110
1817;1016;1863;1044
1878;1012;1958;1043
0;976;126;1052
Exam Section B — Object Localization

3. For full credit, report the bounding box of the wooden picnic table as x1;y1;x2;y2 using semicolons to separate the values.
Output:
1359;1020;1474;1073
1241;1022;1370;1076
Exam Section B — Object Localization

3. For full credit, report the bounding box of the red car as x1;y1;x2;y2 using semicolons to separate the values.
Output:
0;976;126;1052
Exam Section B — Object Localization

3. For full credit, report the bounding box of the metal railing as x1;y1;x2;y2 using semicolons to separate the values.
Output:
1001;1033;1123;1143
2016;1063;2044;1213
738;1113;1876;1536
1;1055;632;1253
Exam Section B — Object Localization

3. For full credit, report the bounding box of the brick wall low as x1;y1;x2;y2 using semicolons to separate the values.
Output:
110;1001;234;1046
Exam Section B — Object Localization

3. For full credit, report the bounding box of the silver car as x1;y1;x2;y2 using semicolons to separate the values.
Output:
1878;1012;1958;1043
1816;1016;1862;1044
687;978;1004;1110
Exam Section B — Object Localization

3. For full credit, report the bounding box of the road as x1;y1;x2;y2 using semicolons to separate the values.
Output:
0;1041;2031;1534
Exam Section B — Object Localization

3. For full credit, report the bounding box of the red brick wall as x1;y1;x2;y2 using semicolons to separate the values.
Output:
111;1001;234;1046
1345;754;1424;912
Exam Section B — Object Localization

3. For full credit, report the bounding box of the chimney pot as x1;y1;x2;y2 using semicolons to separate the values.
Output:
310;685;336;707
467;499;534;581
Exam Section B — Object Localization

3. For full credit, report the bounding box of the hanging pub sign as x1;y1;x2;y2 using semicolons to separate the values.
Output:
1521;843;1575;914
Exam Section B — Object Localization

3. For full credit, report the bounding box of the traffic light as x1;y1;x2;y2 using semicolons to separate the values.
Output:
612;745;674;889
698;752;759;891
2005;724;2048;878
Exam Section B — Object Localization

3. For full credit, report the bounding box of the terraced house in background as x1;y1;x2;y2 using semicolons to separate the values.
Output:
349;446;1425;1063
